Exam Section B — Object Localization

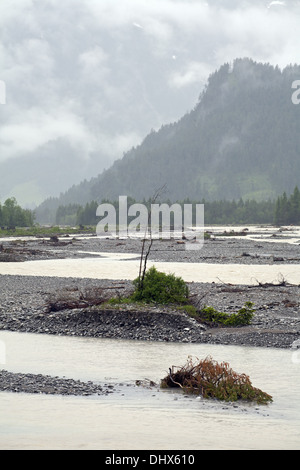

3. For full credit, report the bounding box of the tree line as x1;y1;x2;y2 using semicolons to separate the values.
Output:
1;188;299;230
54;187;300;227
274;186;300;225
0;198;35;229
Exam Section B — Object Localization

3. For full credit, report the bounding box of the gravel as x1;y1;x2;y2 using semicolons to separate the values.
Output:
0;231;299;396
0;369;116;396
0;274;299;349
1;230;300;264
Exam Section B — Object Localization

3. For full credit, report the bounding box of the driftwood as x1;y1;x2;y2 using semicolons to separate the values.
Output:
251;274;290;288
161;356;273;404
46;286;110;312
217;275;294;289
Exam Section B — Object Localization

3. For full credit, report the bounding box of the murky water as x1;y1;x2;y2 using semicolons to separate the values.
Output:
0;256;299;285
205;224;300;238
0;227;300;449
0;225;299;284
0;330;300;450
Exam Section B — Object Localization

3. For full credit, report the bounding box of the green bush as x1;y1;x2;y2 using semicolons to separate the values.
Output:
195;301;255;326
178;304;198;317
132;266;189;304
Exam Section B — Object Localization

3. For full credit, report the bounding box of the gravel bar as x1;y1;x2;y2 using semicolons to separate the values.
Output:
0;232;299;396
0;274;299;349
0;369;116;396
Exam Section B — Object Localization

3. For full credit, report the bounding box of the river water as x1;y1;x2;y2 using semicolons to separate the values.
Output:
1;330;300;450
0;228;300;449
0;255;299;285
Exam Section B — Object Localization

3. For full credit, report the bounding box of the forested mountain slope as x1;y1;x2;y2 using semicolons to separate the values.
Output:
36;58;300;222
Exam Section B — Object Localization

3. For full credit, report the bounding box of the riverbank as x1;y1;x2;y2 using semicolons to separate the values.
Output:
1;225;300;264
0;230;299;449
0;274;299;349
0;230;299;357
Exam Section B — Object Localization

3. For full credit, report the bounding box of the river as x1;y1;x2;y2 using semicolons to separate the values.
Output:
0;228;300;449
0;330;300;450
0;255;299;285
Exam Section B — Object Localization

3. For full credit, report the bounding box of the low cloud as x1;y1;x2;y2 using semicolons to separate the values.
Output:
169;62;213;89
0;0;299;170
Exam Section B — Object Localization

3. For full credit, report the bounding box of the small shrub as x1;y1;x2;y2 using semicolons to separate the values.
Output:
178;304;198;318
106;296;137;306
161;356;273;404
196;301;255;327
131;266;189;304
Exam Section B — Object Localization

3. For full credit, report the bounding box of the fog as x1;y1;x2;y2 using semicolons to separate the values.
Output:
0;0;299;205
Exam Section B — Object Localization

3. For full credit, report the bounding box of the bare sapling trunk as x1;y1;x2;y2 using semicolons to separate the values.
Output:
137;184;167;292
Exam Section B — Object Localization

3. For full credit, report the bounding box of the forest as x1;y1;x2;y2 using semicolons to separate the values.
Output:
54;187;300;227
0;198;35;229
90;59;299;204
274;186;300;225
1;187;298;230
35;58;300;224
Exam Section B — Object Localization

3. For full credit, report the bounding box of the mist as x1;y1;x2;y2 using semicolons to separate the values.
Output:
0;0;299;205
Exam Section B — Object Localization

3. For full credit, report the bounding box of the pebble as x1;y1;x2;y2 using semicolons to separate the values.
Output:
0;233;299;397
0;274;299;349
0;369;114;396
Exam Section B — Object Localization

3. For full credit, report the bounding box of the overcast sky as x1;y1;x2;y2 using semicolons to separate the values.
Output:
0;0;300;171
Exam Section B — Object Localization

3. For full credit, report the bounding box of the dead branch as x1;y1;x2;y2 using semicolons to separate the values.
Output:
138;183;168;290
250;274;289;288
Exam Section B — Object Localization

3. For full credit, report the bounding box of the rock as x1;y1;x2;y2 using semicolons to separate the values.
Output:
272;256;284;262
291;339;300;350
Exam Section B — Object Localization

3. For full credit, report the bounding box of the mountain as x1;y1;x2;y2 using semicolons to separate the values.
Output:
2;1;300;209
36;58;300;222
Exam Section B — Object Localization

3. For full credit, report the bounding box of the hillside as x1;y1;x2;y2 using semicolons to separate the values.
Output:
36;58;300;222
